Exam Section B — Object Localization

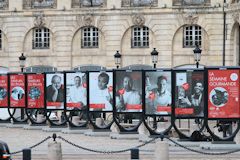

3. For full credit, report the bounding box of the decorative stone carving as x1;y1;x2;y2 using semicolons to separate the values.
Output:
132;14;145;26
232;12;239;23
83;14;94;26
33;12;45;28
182;11;199;25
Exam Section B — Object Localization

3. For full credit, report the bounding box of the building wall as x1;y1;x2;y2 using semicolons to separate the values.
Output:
0;0;239;71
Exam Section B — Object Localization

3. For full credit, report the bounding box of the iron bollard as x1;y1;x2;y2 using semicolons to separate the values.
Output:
131;148;139;160
23;148;31;160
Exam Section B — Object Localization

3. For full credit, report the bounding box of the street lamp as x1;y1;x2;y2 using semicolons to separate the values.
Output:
19;53;26;72
114;50;122;69
193;45;202;68
18;53;26;121
151;48;158;68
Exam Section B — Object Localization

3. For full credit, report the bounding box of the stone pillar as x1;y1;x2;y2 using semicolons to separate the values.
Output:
154;139;169;160
48;142;62;160
37;114;45;123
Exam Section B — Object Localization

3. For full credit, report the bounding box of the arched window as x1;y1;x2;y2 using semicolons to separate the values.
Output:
32;27;50;49
183;25;202;48
81;26;99;48
131;26;149;48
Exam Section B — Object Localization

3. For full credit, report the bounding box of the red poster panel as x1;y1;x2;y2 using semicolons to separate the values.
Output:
0;75;8;107
27;74;44;109
10;74;25;108
208;70;240;118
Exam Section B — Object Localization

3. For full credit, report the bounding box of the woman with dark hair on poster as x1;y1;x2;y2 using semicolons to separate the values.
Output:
191;82;204;116
177;86;191;108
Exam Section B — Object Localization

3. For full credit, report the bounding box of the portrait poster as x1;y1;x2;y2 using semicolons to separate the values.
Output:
175;71;204;117
208;69;240;118
89;71;113;111
27;74;44;109
0;75;8;107
46;73;64;110
115;71;143;113
10;74;25;108
145;71;171;115
66;72;87;110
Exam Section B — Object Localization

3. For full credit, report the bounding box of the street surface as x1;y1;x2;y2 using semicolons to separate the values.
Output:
0;126;239;160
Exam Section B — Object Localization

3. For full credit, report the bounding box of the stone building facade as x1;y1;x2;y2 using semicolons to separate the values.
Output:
0;0;239;71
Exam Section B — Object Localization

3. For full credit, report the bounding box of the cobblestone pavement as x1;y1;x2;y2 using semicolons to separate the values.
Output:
0;126;240;160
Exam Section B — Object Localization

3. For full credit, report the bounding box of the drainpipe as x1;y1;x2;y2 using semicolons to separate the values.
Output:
223;0;226;66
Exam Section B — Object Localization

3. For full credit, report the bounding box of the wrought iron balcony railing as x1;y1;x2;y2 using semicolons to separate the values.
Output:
0;0;8;10
173;0;211;6
122;0;158;7
23;0;57;9
72;0;107;8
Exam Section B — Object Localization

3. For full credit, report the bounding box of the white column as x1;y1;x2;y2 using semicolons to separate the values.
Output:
48;142;62;160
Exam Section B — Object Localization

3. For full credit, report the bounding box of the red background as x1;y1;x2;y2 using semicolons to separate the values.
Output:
27;74;45;109
10;74;25;108
0;75;8;107
208;70;240;118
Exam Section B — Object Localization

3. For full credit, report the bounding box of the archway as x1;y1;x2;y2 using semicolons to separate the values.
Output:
230;22;240;65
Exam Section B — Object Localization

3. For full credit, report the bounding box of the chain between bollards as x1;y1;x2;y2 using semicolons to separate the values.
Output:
9;133;240;156
10;136;51;155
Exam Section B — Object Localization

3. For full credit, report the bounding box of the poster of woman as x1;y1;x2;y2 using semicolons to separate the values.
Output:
89;71;113;112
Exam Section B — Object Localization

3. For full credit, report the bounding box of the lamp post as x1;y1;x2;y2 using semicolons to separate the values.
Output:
18;53;26;120
193;45;202;68
19;53;26;72
151;48;158;68
150;48;159;129
114;50;122;69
